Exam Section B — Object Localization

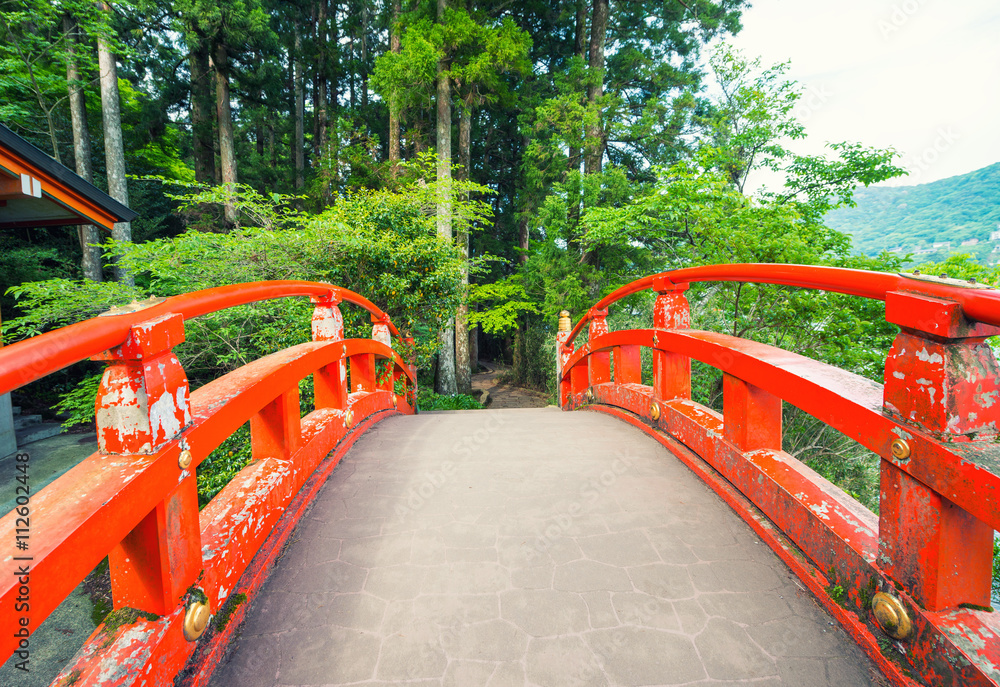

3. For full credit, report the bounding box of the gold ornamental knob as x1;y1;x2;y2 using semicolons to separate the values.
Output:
178;450;193;470
650;402;661;421
183;597;212;641
890;438;910;461
558;310;572;333
344;408;354;428
872;592;912;640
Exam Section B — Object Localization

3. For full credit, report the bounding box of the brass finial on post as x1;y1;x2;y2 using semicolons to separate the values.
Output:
558;310;571;332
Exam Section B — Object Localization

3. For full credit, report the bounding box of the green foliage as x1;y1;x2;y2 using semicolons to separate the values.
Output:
468;276;539;335
3;278;145;341
197;424;253;506
416;389;483;411
914;253;1000;284
994;538;1000;603
372;8;531;118
54;373;103;428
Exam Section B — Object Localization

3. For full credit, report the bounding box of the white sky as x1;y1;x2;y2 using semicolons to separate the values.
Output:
718;0;1000;190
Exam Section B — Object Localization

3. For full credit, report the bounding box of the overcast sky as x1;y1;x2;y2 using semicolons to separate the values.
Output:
716;0;1000;190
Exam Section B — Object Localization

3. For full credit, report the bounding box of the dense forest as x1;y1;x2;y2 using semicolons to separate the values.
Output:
825;162;1000;264
5;0;1000;517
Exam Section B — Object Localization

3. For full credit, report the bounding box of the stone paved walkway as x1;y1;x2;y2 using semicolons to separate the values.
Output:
213;408;886;686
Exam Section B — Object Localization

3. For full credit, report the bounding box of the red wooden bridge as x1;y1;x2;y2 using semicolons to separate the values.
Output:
2;265;1000;686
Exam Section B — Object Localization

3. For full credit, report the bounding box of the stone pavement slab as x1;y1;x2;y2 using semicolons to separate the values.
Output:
212;408;887;686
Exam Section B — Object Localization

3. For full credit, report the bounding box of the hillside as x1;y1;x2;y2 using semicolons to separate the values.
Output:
823;162;1000;265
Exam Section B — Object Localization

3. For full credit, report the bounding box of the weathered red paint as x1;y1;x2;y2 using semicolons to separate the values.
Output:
109;474;202;617
587;308;610;386
559;265;1000;686
0;281;416;686
562;264;1000;348
652;280;691;403
0;280;403;395
723;374;781;452
92;313;191;455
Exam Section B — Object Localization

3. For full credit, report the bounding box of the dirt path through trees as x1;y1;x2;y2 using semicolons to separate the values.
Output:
471;362;552;409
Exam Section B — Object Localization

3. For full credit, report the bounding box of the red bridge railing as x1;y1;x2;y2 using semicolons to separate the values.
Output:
0;281;416;685
557;264;1000;686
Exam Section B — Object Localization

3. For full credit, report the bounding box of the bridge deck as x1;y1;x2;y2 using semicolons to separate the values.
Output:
213;408;885;687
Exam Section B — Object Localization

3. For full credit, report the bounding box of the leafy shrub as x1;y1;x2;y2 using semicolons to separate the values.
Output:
416;389;483;411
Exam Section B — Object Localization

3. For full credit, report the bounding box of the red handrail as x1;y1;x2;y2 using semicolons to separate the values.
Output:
0;280;400;394
563;264;1000;347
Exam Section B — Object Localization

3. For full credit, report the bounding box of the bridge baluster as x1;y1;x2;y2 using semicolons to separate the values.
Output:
613;345;642;384
588;307;610;386
652;277;691;402
311;291;348;409
722;374;781;451
397;335;417;411
372;313;394;392
92;313;202;616
251;388;302;461
879;289;1000;611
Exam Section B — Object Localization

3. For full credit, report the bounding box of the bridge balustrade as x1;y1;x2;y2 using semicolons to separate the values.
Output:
0;281;416;685
557;264;1000;686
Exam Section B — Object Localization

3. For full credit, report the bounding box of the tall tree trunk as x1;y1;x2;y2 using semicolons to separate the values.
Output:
190;29;216;184
268;121;276;170
469;322;478;377
360;2;369;109
329;3;338;117
315;0;328;157
388;0;401;179
253;53;264;168
435;0;456;395
97;2;133;286
566;0;587;235
293;28;305;190
518;133;531;264
455;107;471;394
213;41;238;224
348;34;356;109
584;0;608;176
575;0;588;58
65;14;102;283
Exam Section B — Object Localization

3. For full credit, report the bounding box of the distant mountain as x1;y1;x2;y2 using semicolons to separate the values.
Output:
823;162;1000;265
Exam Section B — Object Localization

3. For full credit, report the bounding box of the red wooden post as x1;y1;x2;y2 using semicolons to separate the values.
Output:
723;373;781;451
372;313;393;392
614;345;642;384
556;311;573;408
588;307;610;386
397;335;417;411
311;292;347;410
879;289;1000;611
570;360;589;399
350;352;376;393
109;475;201;617
652;277;691;402
251;388;301;461
94;313;201;616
